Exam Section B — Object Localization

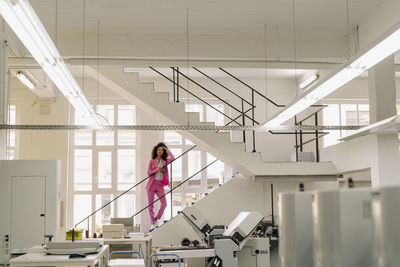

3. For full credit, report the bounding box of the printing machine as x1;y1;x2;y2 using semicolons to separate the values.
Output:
155;207;270;267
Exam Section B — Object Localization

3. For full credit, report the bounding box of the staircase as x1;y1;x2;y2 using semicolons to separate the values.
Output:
86;65;338;179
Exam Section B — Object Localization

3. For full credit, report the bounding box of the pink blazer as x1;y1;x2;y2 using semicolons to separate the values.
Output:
145;149;175;191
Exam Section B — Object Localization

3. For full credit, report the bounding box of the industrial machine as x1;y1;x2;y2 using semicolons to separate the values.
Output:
278;191;313;267
372;185;400;267
155;207;269;267
313;188;374;267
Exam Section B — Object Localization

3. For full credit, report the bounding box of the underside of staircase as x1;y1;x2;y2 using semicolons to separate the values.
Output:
84;65;338;179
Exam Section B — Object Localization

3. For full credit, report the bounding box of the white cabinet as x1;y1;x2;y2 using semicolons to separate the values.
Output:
0;160;60;264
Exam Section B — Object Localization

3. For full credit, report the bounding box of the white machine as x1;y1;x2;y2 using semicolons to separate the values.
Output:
278;191;313;267
0;160;61;264
157;207;269;267
372;185;400;267
313;188;374;267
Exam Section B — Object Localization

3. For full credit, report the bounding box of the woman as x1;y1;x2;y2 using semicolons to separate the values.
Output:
146;142;175;229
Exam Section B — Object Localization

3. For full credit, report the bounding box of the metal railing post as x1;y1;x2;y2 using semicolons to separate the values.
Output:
251;90;256;152
241;99;245;143
315;113;320;162
176;67;180;102
299;121;303;152
295;116;299;162
172;67;176;102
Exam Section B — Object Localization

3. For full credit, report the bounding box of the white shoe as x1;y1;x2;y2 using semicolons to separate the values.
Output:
151;223;156;229
156;220;162;227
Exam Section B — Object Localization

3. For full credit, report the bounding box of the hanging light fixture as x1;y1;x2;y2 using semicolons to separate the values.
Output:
0;0;101;126
16;71;35;90
264;21;400;127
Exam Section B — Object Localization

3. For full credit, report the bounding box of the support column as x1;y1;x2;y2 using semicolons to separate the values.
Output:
368;55;400;186
0;40;9;160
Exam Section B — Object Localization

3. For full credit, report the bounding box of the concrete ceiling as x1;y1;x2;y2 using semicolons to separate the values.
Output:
31;0;380;36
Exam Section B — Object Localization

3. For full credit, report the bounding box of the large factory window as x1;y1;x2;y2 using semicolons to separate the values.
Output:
69;104;136;233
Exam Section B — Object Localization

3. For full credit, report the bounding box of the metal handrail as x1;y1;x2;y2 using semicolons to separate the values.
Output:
192;67;255;108
74;145;198;228
130;159;218;219
171;68;260;125
294;132;328;147
218;67;285;107
150;67;243;126
296;106;327;124
224;107;255;127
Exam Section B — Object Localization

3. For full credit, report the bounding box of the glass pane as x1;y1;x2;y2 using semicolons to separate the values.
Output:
98;152;112;189
188;150;202;187
118;131;136;146
207;104;224;126
358;104;369;126
164;131;182;145
96;131;114;146
7;148;14;160
74;149;92;190
323;104;341;147
8;105;16;125
341;104;357;136
95;194;113;231
172;193;182;217
169;148;182;187
341;104;357;126
118;105;136;125
185;138;194;145
117;194;135;218
97;105;114;125
185;104;204;121
75;130;92;146
118;149;136;190
74;194;92;227
185;193;201;206
207;153;224;188
8;130;15;147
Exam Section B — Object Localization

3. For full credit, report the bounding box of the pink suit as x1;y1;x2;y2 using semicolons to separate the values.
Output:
146;150;175;224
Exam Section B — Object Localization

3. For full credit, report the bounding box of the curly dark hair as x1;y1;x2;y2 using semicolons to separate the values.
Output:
151;142;168;160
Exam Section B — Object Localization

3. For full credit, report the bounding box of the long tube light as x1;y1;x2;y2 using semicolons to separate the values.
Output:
299;73;319;89
16;71;35;90
264;21;400;127
0;0;100;126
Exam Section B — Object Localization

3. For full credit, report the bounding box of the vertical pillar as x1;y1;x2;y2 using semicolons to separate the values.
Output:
0;40;9;160
368;55;400;186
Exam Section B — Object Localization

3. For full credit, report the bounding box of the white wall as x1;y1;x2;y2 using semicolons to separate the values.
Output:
10;81;70;239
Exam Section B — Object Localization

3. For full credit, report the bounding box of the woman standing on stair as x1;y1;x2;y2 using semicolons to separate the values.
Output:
146;142;175;230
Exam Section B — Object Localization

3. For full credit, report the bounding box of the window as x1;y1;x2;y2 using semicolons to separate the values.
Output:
322;103;370;147
162;131;232;220
69;104;136;233
7;105;16;159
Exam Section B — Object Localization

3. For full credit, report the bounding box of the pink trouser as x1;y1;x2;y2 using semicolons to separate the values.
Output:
147;180;167;224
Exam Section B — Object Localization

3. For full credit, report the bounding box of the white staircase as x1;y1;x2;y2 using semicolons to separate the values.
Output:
88;65;338;179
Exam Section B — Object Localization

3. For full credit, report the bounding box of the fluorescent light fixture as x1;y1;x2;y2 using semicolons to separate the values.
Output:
0;0;100;126
264;21;400;127
16;71;35;90
299;73;319;89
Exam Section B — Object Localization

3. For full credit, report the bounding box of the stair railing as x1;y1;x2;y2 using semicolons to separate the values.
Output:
151;66;329;156
129;159;218;220
74;145;198;231
293;106;328;162
150;67;250;127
